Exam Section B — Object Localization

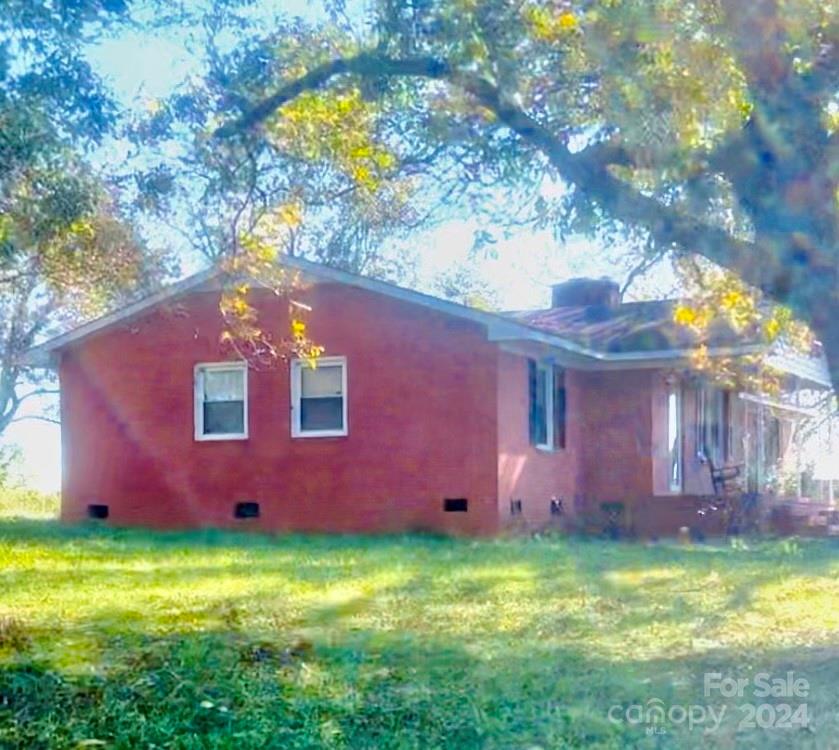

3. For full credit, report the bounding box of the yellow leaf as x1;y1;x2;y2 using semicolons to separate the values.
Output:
291;319;306;335
673;305;697;326
558;12;578;31
765;317;781;341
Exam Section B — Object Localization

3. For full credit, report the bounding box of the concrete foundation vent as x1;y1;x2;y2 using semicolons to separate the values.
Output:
444;498;468;512
87;504;109;520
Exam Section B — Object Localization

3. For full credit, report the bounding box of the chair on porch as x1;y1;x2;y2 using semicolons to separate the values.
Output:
697;458;760;535
708;460;743;496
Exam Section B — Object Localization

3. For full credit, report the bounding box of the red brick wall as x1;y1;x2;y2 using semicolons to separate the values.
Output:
58;279;749;538
60;283;500;535
496;349;582;529
495;362;709;537
631;496;726;538
575;370;655;532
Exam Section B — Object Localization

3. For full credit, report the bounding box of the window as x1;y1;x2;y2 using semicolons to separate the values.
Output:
696;386;732;463
721;391;732;460
765;415;781;468
291;356;347;437
554;367;567;449
528;360;566;450
667;383;683;492
194;362;247;441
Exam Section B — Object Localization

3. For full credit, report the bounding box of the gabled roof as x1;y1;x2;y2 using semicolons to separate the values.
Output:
22;256;596;366
22;255;832;387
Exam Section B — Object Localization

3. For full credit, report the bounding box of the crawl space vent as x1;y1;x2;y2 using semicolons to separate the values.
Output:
234;502;260;519
443;498;468;513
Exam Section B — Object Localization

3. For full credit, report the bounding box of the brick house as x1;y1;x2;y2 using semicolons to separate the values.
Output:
24;256;832;537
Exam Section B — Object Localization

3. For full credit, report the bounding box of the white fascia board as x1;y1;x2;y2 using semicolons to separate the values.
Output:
737;391;820;417
23;256;597;368
21;267;220;367
765;351;832;389
23;253;831;382
277;256;602;359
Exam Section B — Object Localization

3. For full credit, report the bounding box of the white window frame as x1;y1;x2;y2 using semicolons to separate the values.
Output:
667;383;683;492
290;356;348;438
533;361;554;452
194;361;249;441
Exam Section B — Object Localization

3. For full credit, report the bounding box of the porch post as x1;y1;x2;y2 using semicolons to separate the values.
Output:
758;406;765;492
831;418;836;505
794;379;803;499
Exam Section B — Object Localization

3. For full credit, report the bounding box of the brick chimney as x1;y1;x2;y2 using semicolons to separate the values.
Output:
550;277;620;308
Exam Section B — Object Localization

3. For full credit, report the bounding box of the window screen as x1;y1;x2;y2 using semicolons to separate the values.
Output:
697;386;731;464
668;385;683;491
295;359;346;435
528;359;549;447
529;360;566;449
553;366;567;449
199;365;245;436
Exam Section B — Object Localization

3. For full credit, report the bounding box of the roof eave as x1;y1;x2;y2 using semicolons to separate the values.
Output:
20;267;222;367
22;255;831;388
22;256;601;367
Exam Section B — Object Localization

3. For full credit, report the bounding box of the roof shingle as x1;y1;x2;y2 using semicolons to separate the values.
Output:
506;300;753;354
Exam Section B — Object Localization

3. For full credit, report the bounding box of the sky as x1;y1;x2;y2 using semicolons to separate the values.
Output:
0;1;672;491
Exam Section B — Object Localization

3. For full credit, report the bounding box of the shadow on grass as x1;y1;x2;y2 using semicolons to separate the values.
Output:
1;520;838;748
1;625;837;749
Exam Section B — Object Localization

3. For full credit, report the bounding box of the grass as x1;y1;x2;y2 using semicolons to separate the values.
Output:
0;516;838;748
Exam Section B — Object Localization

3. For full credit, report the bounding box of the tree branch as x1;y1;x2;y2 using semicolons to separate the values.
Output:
214;52;784;297
10;414;60;426
16;388;60;404
214;53;451;138
620;242;668;298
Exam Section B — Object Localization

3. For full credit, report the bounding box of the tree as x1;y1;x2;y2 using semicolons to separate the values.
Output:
0;1;171;434
0;443;22;489
206;0;838;390
432;260;500;310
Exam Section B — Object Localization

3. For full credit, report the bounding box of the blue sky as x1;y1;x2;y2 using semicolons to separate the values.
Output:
4;2;672;491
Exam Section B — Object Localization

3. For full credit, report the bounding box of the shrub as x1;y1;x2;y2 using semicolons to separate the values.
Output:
0;487;59;518
0;615;31;653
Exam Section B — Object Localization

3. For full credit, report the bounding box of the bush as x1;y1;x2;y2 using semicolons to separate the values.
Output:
0;444;22;488
0;487;59;518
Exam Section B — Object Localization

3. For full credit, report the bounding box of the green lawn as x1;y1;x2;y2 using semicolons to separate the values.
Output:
1;518;838;749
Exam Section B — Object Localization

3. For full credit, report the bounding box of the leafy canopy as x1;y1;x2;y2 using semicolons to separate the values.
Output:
0;0;171;434
181;0;837;389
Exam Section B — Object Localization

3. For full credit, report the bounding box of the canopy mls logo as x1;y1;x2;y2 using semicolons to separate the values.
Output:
608;699;725;736
608;671;811;736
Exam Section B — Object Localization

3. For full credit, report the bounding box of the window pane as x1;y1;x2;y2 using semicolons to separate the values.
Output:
722;391;731;459
301;365;342;398
528;362;548;446
536;368;548;445
553;366;566;449
712;390;723;461
300;396;343;431
668;387;682;490
204;368;244;402
528;360;539;444
204;401;244;434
